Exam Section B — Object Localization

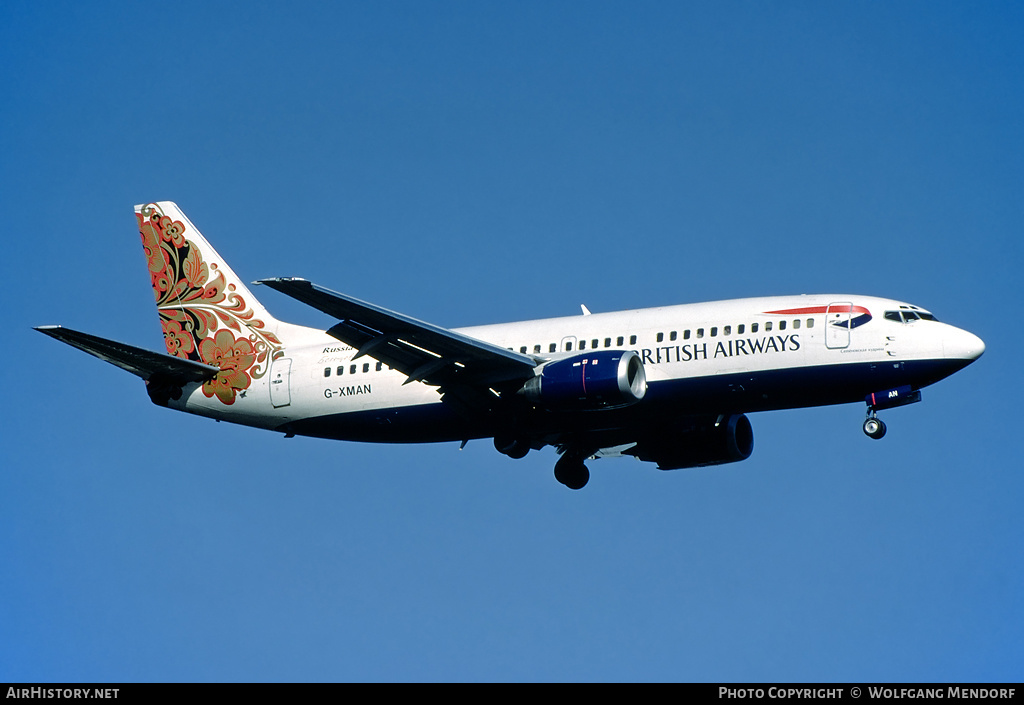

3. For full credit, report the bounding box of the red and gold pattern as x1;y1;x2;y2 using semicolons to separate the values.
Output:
138;203;282;405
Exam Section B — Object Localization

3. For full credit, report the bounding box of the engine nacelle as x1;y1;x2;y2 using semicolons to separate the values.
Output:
519;350;647;411
627;414;754;470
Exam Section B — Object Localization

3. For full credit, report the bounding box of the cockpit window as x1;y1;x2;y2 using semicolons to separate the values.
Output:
885;310;939;323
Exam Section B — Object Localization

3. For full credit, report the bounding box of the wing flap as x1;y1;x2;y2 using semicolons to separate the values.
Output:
35;325;220;383
257;278;537;388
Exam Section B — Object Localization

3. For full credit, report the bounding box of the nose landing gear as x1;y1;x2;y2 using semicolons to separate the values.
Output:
863;413;887;440
862;385;921;440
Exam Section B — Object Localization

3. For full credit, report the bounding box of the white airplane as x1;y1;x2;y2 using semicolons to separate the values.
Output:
37;202;985;489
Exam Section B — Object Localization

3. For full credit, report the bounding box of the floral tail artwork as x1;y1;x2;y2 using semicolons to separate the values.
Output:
136;202;283;406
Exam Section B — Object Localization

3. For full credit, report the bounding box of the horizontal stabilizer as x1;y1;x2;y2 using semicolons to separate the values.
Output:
35;325;220;383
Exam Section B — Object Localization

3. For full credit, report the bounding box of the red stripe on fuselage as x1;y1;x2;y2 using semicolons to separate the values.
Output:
763;305;870;316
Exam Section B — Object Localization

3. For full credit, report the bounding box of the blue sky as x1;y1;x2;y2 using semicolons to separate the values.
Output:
3;1;1022;682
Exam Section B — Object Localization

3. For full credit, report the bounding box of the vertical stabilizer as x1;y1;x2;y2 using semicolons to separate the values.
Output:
136;201;284;405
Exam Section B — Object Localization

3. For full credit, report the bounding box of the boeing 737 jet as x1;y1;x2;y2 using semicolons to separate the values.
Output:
37;202;985;489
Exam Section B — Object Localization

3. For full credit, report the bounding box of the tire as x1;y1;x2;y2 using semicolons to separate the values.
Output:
554;456;590;489
494;436;530;459
863;417;887;440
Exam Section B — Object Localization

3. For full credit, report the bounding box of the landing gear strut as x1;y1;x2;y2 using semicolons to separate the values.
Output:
554;452;590;490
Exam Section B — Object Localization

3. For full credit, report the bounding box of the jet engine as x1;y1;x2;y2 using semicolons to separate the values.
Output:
519;350;647;411
627;414;754;470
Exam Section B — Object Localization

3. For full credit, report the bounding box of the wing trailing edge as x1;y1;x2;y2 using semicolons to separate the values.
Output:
255;277;538;389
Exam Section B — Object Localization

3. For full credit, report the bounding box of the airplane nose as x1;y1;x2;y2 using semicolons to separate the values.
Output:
944;328;986;362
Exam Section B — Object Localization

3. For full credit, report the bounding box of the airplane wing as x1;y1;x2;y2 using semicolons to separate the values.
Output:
256;278;539;395
35;325;220;383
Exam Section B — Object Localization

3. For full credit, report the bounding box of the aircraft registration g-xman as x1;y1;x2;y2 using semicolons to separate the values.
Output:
37;202;985;489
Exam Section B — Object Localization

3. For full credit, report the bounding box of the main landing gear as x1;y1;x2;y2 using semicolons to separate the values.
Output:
494;436;591;489
554;452;590;490
493;435;530;460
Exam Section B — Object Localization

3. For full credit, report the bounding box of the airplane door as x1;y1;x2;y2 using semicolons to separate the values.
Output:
825;303;851;349
270;357;292;408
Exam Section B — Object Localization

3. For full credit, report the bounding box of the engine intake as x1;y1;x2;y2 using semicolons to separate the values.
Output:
519;350;647;410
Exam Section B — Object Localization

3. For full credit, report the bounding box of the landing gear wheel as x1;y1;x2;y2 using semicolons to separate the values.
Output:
494;436;530;459
554;456;590;490
863;416;887;440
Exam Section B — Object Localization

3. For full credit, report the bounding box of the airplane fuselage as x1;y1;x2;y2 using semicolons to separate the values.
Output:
169;294;982;446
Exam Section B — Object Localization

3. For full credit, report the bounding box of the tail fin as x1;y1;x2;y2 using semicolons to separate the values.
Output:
136;201;284;405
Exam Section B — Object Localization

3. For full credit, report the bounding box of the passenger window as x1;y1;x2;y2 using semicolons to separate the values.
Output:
806;318;814;328
723;326;731;335
697;328;704;338
549;343;557;353
711;327;718;337
779;321;786;331
592;339;599;349
363;363;370;373
534;345;541;354
337;366;345;376
565;341;573;352
737;324;745;335
657;332;664;343
604;338;611;348
324;367;331;378
765;322;773;332
751;323;759;333
520;346;527;354
617;336;624;346
670;331;677;341
579;340;587;350
629;335;637;345
350;364;357;375
684;330;691;340
793;319;800;329
376;362;383;371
